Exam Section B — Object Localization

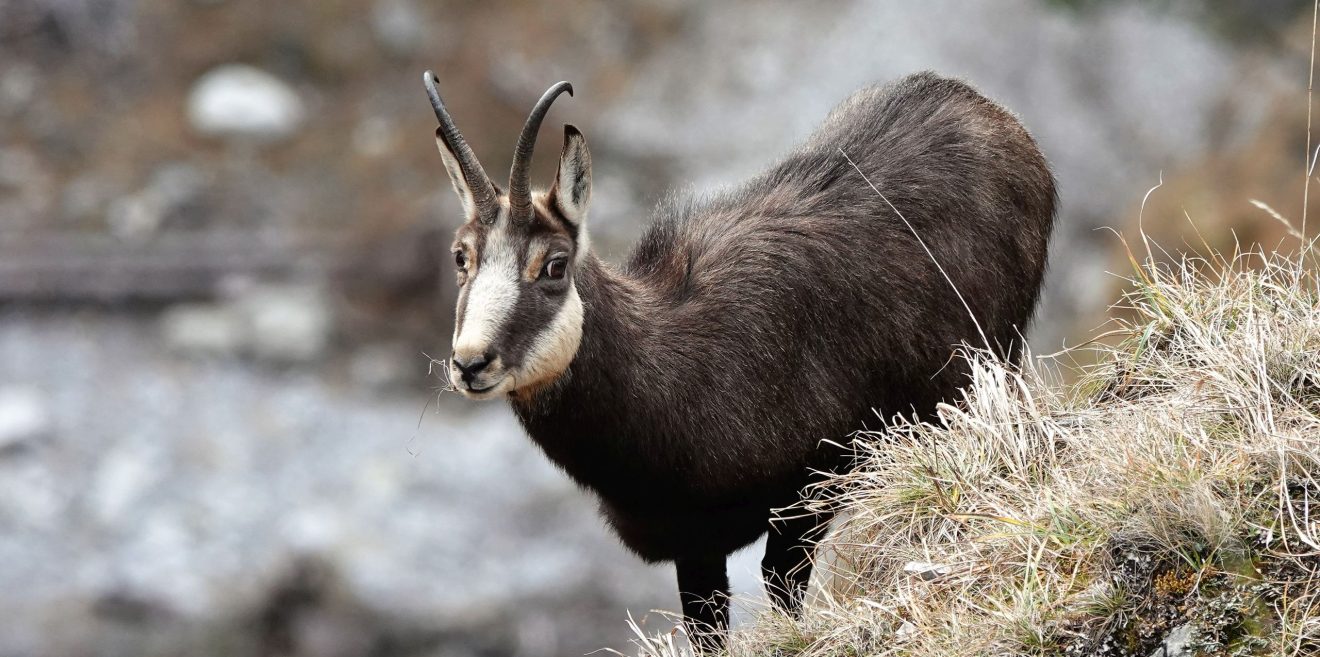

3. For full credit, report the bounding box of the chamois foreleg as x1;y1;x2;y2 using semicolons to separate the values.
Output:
761;509;831;615
676;555;730;653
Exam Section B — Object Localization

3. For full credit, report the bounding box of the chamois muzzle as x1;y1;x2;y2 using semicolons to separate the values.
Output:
451;352;491;384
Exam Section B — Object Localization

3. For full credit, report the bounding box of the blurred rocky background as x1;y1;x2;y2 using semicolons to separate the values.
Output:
0;0;1317;655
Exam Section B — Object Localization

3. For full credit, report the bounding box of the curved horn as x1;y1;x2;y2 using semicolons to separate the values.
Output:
423;71;499;221
508;81;574;221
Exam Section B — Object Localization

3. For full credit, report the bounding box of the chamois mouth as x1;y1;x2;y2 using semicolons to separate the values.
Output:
457;381;506;400
450;371;513;400
447;356;512;399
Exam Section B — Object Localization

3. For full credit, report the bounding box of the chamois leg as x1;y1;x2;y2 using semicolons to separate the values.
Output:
761;510;831;615
675;555;729;653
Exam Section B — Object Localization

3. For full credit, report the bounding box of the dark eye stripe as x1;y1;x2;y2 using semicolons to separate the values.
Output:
493;277;569;368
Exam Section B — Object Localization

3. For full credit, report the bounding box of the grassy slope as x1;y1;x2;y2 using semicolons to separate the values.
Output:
629;247;1320;656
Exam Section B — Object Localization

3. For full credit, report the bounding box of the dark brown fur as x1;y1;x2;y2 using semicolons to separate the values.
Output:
503;72;1056;647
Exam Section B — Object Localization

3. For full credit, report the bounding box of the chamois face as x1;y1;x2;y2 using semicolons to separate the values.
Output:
447;175;590;399
423;72;591;399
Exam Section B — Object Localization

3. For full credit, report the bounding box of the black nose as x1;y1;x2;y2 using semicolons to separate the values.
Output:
452;353;491;383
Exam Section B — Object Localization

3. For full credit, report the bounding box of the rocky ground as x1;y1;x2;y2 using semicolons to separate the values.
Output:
0;307;697;656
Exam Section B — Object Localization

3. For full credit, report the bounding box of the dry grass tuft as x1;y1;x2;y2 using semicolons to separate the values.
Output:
627;245;1320;656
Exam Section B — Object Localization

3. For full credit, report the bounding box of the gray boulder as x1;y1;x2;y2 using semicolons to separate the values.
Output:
187;65;305;142
1150;624;1195;657
0;386;51;451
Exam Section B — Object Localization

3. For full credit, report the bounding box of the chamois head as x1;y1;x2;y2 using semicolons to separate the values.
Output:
423;71;592;399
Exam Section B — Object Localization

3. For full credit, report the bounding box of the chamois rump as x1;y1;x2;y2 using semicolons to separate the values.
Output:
420;70;1055;648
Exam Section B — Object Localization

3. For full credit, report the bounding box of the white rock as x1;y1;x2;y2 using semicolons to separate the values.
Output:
903;560;952;581
91;444;157;525
0;386;51;449
237;284;332;363
109;163;210;236
282;506;344;552
187;65;305;141
895;620;917;641
161;285;332;362
160;303;243;356
1149;624;1195;657
106;191;163;239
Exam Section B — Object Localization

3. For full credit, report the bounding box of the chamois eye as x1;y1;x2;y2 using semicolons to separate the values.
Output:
454;250;468;269
542;257;567;280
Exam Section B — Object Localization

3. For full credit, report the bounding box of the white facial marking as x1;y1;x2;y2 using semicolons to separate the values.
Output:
518;284;585;389
453;225;520;359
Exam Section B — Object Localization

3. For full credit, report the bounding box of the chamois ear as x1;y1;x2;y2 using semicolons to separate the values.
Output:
434;128;484;220
549;124;591;228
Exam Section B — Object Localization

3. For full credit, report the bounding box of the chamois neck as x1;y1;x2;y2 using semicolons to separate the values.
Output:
512;252;655;412
507;252;671;498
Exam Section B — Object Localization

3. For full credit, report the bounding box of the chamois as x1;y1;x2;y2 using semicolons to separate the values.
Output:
421;70;1055;650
